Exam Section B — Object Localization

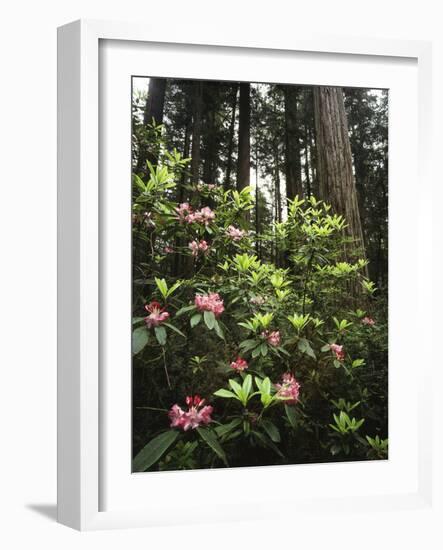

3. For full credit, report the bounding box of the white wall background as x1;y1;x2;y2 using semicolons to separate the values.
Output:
0;1;441;548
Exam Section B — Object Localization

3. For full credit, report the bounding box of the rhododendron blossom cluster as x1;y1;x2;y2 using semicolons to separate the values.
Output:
330;343;345;361
262;330;281;347
275;373;301;404
175;202;192;223
194;292;225;317
186;206;215;226
144;301;170;328
189;239;209;257
226;225;246;241
230;357;248;371
168;395;213;431
361;316;375;326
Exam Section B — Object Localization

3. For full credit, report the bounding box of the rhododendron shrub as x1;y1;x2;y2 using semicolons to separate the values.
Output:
131;139;388;472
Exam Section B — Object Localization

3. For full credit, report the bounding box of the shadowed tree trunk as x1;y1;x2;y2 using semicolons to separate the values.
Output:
143;78;167;126
313;86;367;267
284;85;302;201
237;83;250;191
136;78;167;172
191;82;203;185
224;84;238;189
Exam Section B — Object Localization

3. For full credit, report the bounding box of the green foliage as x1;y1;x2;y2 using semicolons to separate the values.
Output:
131;131;388;471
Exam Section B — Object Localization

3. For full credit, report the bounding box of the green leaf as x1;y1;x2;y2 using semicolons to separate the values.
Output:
242;374;252;397
213;320;225;340
154;277;168;298
285;404;297;428
239;339;259;351
166;280;182;297
163;322;185;338
251;345;262;358
132;326;149;355
204;310;216;330
132;430;179;472
132;317;145;325
196;428;228;466
298;338;316;359
228;378;243;398
262;377;271;395
190;313;202;327
261;419;281;442
214;389;238;399
154;326;167;346
175;304;196;317
214;418;242;437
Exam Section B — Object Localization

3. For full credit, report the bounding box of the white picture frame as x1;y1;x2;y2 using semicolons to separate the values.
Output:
57;19;434;531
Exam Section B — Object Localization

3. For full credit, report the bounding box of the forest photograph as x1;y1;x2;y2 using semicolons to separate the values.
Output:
131;76;388;472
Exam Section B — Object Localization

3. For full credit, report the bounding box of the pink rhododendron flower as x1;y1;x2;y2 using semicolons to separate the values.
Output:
189;240;210;257
226;225;246;241
262;330;281;347
188;240;199;257
144;301;170;328
330;343;345;361
164;246;174;254
230;357;248;371
194;292;225;317
275;372;301;404
175;202;192;223
361;316;375;326
186;206;215;226
168;395;213;431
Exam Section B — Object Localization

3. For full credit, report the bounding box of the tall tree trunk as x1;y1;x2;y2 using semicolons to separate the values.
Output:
143;78;167;126
237;83;250;191
304;123;312;198
203;106;217;184
136;78;166;173
255;140;260;257
284;86;302;201
191;82;203;185
225;84;238;189
313;86;366;265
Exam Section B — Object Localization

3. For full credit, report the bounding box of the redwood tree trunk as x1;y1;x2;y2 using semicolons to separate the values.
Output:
190;82;203;184
284;85;302;201
313;86;366;262
224;84;238;189
143;78;167;126
136;77;167;172
237;83;250;191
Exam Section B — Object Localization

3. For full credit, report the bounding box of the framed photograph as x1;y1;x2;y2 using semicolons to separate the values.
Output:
57;19;433;530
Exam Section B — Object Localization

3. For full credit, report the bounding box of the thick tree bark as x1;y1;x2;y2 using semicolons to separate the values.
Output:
136;78;167;172
237;83;250;191
224;84;238;189
313;86;366;262
143;78;167;126
284;86;302;201
190;82;203;184
203;104;217;184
